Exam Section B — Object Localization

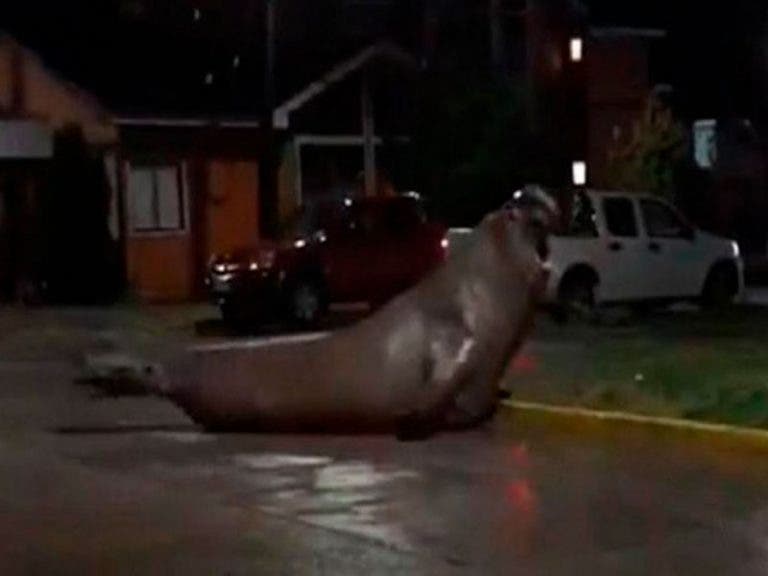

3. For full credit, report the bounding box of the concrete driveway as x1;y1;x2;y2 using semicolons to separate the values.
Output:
2;306;768;574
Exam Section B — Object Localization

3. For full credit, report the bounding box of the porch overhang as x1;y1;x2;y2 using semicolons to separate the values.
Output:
0;120;53;159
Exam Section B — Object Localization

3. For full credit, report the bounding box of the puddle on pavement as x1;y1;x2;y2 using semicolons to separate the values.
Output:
233;453;333;469
149;431;214;444
230;452;419;551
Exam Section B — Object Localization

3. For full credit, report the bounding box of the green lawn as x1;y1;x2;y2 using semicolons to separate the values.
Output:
509;306;768;428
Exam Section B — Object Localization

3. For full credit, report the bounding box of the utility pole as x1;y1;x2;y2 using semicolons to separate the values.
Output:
361;71;376;197
264;0;275;112
489;0;505;75
422;0;438;68
259;0;279;238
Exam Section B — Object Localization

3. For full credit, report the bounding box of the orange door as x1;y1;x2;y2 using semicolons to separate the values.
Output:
206;160;259;259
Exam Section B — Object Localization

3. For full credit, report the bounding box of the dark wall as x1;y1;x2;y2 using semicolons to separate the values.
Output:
39;127;122;304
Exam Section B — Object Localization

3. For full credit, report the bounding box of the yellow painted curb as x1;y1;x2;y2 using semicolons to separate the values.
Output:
502;399;768;448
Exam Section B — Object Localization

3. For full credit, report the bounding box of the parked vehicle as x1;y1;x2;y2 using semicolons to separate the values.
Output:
206;195;448;326
546;190;743;319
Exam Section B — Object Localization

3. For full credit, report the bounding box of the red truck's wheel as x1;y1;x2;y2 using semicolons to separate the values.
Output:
287;280;327;326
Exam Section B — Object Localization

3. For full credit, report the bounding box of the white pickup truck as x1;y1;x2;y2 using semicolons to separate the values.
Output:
545;190;743;317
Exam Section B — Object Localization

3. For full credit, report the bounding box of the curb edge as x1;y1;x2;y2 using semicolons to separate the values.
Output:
502;400;768;446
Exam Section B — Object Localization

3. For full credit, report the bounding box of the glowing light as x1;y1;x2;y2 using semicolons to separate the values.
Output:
732;241;740;259
572;161;587;186
506;479;537;514
511;353;537;374
344;198;353;207
294;239;307;249
204;72;214;85
193;8;202;21
440;238;449;250
258;250;276;269
509;444;530;467
249;261;259;271
233;54;241;69
213;262;239;274
569;37;583;62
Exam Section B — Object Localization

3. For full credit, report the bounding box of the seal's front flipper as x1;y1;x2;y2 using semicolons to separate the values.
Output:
395;324;479;440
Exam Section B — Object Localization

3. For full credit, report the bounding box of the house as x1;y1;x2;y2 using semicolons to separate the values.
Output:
411;1;663;191
113;118;263;302
273;42;418;210
685;118;768;261
584;26;667;187
0;2;668;303
0;26;420;303
0;34;118;302
113;42;419;302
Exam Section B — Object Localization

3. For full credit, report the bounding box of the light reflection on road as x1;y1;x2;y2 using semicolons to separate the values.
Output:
231;453;419;550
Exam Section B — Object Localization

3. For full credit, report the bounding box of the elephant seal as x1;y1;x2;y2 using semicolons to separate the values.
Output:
151;188;557;437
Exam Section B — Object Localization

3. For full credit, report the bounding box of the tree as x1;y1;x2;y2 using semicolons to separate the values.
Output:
604;96;685;199
413;70;552;226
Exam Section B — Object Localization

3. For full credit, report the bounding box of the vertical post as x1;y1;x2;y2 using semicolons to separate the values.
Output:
422;0;438;67
524;0;537;121
294;139;303;207
489;0;504;74
264;0;276;112
361;72;376;197
10;42;25;113
259;0;279;238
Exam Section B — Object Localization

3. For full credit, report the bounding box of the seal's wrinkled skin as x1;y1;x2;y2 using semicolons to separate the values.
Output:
160;194;556;437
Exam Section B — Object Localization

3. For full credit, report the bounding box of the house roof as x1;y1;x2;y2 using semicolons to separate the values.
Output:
273;41;418;129
113;41;418;129
1;24;418;132
589;27;667;40
115;117;261;129
0;33;117;145
0;1;422;120
2;30;418;129
0;33;112;121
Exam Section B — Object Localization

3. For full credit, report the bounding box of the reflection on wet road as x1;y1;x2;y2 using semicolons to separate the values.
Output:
57;419;768;574
3;356;768;573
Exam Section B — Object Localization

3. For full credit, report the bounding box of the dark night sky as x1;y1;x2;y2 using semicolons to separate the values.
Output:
1;1;766;124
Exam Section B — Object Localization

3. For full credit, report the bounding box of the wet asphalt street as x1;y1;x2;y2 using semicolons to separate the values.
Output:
2;313;768;574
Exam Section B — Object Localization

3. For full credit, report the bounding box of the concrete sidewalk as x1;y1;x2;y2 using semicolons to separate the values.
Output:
745;287;768;306
3;328;768;573
0;303;217;367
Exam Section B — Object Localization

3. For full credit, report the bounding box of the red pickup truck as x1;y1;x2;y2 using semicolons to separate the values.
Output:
206;195;448;326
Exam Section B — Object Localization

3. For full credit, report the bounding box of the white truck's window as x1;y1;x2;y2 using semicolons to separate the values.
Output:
640;199;688;239
602;198;638;237
556;191;598;237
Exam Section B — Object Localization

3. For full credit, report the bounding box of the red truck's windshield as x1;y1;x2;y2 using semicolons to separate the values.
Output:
282;197;428;240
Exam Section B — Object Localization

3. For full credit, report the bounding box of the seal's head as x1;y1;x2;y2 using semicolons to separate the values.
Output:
488;185;559;294
504;185;559;259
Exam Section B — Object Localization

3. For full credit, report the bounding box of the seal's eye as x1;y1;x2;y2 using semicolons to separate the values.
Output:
537;236;550;261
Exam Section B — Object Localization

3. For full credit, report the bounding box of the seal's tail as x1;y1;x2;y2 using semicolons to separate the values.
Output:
78;346;171;399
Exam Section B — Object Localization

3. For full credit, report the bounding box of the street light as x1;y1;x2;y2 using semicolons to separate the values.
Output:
569;37;583;62
572;161;587;186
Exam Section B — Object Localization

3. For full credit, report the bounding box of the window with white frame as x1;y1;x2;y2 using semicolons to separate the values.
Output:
127;164;187;233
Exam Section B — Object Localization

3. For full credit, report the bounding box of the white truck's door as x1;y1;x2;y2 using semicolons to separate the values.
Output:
595;196;650;302
638;197;702;298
